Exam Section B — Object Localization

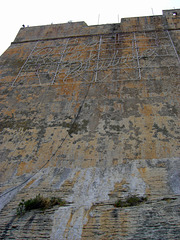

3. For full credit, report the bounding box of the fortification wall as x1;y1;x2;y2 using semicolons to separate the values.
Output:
0;9;180;239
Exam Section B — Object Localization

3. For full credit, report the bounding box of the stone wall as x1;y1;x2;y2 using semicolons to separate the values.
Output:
0;9;180;239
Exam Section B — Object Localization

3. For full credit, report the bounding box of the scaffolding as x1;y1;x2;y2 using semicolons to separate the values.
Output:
12;29;180;87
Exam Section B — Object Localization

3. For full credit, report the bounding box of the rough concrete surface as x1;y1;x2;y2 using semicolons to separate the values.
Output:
0;9;180;239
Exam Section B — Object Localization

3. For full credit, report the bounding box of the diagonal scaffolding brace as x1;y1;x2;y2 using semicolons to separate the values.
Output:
133;32;141;80
166;30;180;64
94;35;102;82
51;38;69;84
11;41;38;87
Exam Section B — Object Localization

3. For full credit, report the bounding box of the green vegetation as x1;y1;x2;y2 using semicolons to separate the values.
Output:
114;196;147;208
0;116;31;132
62;119;88;136
17;194;66;216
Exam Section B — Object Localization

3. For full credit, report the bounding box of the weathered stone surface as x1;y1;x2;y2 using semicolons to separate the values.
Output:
0;8;180;239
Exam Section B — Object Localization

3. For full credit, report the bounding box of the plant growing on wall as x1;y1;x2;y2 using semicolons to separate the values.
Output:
17;194;66;216
114;195;147;208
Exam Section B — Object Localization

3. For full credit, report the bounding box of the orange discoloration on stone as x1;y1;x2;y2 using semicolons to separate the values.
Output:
3;109;16;117
109;179;128;200
17;161;34;176
64;211;74;237
119;211;129;237
16;162;26;175
139;104;153;117
92;207;130;238
73;102;81;114
143;140;157;159
139;167;147;174
25;179;36;188
16;94;22;102
138;166;168;198
60;83;82;100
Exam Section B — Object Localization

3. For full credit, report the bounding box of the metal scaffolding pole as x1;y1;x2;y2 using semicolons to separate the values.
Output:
166;30;180;64
51;38;69;84
11;41;38;87
133;32;141;80
95;36;102;82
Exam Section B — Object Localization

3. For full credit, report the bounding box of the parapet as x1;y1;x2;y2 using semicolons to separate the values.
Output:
12;8;180;43
163;8;180;16
13;21;121;43
121;8;180;32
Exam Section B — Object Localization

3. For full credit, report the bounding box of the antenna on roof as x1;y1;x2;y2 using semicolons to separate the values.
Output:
151;8;154;16
98;14;100;25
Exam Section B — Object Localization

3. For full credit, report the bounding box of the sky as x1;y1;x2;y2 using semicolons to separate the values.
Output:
0;0;179;56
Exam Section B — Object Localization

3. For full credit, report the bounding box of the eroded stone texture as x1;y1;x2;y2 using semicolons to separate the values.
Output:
0;8;180;240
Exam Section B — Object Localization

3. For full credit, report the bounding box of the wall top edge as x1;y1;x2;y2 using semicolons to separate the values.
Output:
12;8;180;43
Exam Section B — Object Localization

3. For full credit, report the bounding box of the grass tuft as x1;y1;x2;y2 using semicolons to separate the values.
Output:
17;194;66;216
114;195;147;208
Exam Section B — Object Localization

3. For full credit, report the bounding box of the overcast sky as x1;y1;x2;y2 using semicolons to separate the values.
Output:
0;0;179;56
